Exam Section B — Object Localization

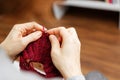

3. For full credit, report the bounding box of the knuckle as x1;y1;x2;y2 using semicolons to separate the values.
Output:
59;27;66;30
13;24;21;30
31;21;37;24
59;27;66;33
13;24;19;28
70;27;75;30
69;27;76;32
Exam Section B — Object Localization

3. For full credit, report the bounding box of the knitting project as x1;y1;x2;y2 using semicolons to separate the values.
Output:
19;32;62;78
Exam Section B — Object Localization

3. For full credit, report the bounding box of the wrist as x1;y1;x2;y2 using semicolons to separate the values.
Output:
0;43;14;59
60;67;82;80
64;71;82;80
67;75;85;80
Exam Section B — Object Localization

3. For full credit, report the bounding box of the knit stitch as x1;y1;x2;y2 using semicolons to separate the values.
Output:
19;32;62;78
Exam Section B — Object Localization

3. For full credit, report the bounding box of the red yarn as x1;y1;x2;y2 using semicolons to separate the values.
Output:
19;32;62;78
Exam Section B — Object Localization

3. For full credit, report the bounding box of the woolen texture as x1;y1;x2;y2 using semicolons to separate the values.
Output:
19;32;62;78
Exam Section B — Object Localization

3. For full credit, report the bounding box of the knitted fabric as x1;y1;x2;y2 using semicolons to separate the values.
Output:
19;32;62;78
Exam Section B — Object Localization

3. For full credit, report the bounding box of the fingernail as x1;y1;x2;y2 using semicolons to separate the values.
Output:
44;28;47;31
50;35;56;39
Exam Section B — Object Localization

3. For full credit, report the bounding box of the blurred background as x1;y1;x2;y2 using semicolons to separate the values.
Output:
0;0;120;80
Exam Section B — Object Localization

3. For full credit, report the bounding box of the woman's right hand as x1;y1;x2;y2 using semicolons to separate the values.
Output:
47;27;82;79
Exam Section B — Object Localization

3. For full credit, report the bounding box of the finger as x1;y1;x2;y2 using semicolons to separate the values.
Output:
47;27;66;42
22;31;42;46
67;27;81;46
47;27;66;35
13;22;46;34
47;27;69;40
21;22;44;31
13;22;46;37
59;27;70;41
48;27;70;46
49;35;60;54
67;27;77;36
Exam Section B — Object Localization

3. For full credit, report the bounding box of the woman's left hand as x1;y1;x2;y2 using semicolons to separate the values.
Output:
0;22;44;59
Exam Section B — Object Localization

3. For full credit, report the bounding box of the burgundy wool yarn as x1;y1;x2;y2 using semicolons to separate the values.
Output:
19;32;62;78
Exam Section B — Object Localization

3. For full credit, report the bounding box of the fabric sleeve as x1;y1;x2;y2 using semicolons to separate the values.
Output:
0;47;86;80
0;48;38;80
0;48;63;80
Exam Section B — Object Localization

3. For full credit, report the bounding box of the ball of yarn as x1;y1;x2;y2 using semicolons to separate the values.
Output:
19;32;62;78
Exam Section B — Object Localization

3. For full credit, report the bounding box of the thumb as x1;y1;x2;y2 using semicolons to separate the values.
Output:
49;35;60;54
22;31;42;46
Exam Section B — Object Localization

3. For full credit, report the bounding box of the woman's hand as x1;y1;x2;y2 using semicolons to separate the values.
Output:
0;22;43;59
47;27;82;79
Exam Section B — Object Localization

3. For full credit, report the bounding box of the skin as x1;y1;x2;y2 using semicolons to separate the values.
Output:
0;22;82;80
48;27;82;79
0;22;43;59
